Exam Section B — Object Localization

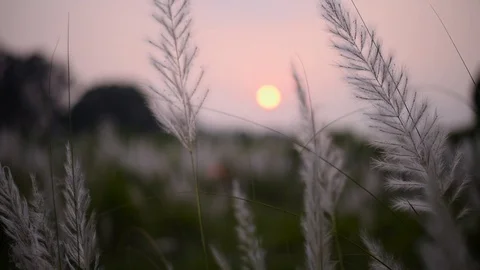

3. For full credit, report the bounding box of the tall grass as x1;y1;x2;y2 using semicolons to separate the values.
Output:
292;62;346;270
0;143;99;270
319;0;475;269
148;0;210;268
0;0;478;269
62;143;100;269
231;179;266;270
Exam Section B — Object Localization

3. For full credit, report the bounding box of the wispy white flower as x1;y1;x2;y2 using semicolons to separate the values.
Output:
0;166;55;270
318;0;474;268
210;244;232;270
61;143;100;269
232;179;266;270
293;63;345;270
149;0;209;150
361;232;404;270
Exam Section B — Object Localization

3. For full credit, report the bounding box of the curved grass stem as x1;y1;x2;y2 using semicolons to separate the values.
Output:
189;147;209;269
332;214;345;270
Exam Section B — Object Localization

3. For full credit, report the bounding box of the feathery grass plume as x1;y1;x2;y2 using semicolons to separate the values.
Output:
419;203;477;270
232;180;266;270
149;0;210;266
318;0;465;215
28;174;58;268
360;232;404;270
149;0;209;150
318;0;474;268
61;143;100;269
210;244;232;270
0;166;55;269
293;63;345;270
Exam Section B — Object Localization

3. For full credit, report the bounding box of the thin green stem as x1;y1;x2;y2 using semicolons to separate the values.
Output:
332;214;345;270
97;190;301;219
297;107;368;155
66;13;81;269
425;0;476;86
125;246;161;270
47;35;62;270
189;146;209;270
249;156;256;200
131;227;172;270
419;84;474;112
339;235;394;270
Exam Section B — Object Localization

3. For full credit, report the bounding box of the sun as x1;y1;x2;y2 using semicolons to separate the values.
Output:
256;85;282;110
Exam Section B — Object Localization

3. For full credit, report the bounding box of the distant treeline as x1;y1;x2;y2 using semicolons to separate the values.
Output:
448;72;480;145
0;45;479;143
0;45;164;142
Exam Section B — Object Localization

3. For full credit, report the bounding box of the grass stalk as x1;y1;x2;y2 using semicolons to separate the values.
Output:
332;214;345;270
425;0;476;86
66;12;83;268
47;36;62;270
189;146;209;269
148;0;211;267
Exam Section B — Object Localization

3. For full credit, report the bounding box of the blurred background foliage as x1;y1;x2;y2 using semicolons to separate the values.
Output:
0;125;426;269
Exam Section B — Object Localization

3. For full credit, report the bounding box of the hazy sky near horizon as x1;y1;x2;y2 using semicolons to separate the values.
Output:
1;0;479;135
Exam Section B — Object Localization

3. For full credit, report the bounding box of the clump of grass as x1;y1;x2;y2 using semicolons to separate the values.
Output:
2;0;478;269
0;167;56;269
0;143;99;270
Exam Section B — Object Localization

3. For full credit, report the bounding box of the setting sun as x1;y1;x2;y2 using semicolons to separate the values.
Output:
256;85;282;110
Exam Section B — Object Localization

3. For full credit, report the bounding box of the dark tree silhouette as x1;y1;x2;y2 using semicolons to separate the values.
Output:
0;46;67;140
448;72;480;145
474;72;480;128
66;84;163;135
0;45;164;140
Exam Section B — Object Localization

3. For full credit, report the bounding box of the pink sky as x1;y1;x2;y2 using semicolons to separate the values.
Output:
1;0;479;135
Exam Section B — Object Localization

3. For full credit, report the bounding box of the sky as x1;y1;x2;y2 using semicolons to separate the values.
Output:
1;0;479;135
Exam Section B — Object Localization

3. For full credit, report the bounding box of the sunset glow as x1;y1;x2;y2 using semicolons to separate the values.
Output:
256;85;281;110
